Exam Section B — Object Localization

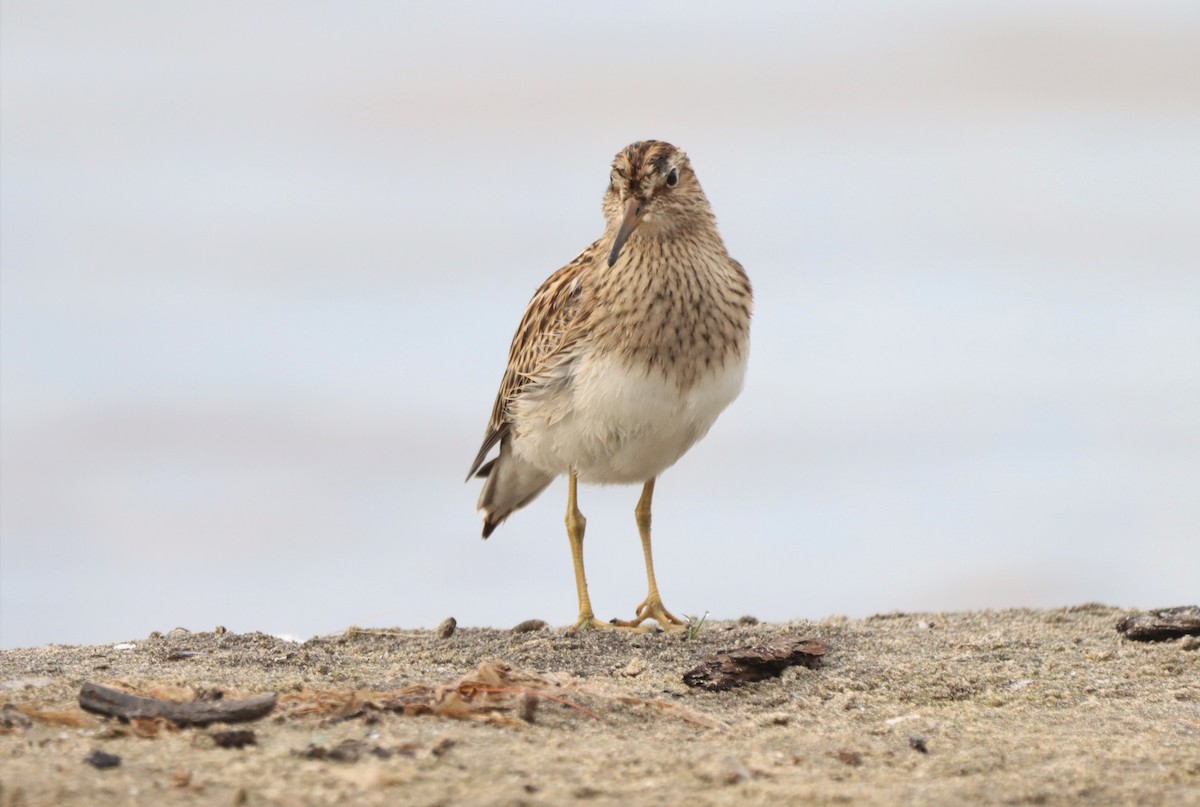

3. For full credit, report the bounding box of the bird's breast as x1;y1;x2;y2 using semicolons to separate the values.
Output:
586;254;751;390
511;348;747;484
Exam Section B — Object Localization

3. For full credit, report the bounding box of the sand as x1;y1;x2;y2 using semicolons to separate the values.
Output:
1;605;1197;806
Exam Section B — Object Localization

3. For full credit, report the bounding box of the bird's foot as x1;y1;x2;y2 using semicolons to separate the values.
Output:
566;611;661;634
568;612;634;634
611;596;688;633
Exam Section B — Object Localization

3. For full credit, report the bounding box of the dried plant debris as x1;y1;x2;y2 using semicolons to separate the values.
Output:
277;662;724;731
683;637;827;691
61;663;725;742
281;662;597;727
78;681;277;727
1116;606;1200;641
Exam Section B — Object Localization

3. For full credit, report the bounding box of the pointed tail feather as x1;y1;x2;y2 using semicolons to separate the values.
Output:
476;438;554;538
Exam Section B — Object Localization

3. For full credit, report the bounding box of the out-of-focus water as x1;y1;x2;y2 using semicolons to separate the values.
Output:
2;2;1198;648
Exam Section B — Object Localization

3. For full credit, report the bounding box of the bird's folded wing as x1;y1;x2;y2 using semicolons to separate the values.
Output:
466;244;599;479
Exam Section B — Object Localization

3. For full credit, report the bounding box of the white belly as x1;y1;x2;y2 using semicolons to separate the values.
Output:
511;351;747;484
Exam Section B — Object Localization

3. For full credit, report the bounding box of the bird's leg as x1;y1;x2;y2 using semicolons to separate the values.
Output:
564;471;616;632
613;478;687;632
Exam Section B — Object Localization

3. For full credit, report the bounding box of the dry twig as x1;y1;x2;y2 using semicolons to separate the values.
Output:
78;682;277;727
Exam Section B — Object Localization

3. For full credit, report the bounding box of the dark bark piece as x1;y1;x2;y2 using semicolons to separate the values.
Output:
682;637;827;691
1116;606;1200;641
78;681;277;727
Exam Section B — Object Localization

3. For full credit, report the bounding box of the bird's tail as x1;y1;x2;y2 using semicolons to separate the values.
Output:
475;437;554;538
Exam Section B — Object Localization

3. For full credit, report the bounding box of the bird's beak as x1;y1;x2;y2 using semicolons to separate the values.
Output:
608;198;643;267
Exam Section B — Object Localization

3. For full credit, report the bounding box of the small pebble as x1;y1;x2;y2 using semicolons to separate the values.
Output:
622;657;647;677
760;711;791;726
691;753;750;786
84;749;121;769
909;735;929;753
519;692;539;723
429;736;456;757
1;704;32;729
511;619;549;634
436;617;457;639
211;729;257;749
737;615;759;625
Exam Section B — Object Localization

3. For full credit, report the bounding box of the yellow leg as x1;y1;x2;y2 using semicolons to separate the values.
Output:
564;471;630;632
613;478;687;632
564;471;600;629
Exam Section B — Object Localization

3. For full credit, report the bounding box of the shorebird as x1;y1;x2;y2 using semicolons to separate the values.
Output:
467;140;752;632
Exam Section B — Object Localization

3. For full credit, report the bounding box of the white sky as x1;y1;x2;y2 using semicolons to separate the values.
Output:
2;1;1198;648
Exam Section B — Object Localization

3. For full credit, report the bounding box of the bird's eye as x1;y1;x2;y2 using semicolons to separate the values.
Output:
666;168;678;187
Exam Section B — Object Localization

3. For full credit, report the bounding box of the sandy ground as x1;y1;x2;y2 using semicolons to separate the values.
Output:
1;605;1197;807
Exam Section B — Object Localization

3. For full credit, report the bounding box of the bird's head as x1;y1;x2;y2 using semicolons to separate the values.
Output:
602;140;709;267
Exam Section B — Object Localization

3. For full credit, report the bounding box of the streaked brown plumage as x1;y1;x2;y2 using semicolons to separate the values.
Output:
468;140;751;632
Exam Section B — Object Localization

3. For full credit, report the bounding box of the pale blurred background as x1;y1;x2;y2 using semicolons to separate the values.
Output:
2;2;1198;649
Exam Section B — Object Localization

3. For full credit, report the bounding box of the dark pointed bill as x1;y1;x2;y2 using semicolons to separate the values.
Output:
608;198;643;267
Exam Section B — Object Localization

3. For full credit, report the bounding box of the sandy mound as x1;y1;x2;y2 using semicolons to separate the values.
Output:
1;605;1196;806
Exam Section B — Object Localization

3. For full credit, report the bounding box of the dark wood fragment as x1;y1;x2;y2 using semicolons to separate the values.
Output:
1116;606;1200;641
682;637;827;691
78;681;276;727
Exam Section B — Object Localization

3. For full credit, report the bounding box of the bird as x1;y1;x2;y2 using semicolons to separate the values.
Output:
467;140;752;632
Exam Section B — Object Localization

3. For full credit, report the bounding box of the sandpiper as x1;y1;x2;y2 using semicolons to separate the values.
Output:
468;140;752;632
